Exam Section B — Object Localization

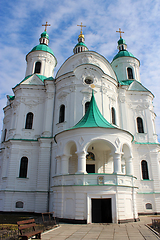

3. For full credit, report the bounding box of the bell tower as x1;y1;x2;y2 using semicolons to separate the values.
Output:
25;22;57;78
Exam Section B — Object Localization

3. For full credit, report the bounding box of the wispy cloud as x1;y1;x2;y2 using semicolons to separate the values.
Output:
0;0;160;140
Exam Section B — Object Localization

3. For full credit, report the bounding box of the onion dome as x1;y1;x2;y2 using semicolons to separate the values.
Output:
27;30;55;57
73;22;88;54
112;37;135;61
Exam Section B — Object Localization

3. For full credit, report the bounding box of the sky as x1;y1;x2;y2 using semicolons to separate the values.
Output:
0;0;160;141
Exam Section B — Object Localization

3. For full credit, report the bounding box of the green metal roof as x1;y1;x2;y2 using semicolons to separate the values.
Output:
128;81;150;92
113;50;135;61
41;31;49;40
118;38;126;45
74;42;88;48
119;80;134;86
7;95;15;100
14;74;54;87
70;90;115;129
29;44;54;56
135;142;160;145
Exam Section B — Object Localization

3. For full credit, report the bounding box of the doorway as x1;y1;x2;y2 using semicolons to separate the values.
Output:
92;198;112;223
86;164;95;173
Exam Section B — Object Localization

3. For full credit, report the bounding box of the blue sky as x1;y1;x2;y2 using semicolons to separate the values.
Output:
0;0;160;141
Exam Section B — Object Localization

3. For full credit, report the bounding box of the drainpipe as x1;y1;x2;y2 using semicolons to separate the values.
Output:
47;81;57;212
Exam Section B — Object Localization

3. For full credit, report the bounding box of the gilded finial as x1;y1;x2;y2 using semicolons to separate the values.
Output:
77;22;86;38
116;28;124;38
42;21;51;32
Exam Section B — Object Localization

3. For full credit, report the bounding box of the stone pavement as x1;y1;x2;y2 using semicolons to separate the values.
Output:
42;216;160;240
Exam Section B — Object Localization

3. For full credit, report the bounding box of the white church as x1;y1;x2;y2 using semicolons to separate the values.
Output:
0;23;160;223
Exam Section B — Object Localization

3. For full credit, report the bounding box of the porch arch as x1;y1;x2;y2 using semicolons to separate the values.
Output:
121;143;133;175
63;141;78;174
83;139;120;174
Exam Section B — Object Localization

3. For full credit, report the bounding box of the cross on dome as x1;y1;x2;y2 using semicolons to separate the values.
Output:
116;28;124;38
42;22;51;32
77;22;86;35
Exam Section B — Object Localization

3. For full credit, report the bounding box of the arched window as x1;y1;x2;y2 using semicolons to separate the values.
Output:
16;201;23;208
25;112;33;129
3;129;7;142
34;61;41;74
19;157;28;178
146;203;152;209
127;67;133;79
85;102;90;113
59;105;65;123
111;107;116;125
137;117;144;133
141;160;149;180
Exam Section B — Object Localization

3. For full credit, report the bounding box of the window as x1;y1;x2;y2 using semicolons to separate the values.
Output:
127;67;133;79
111;107;116;125
146;203;152;209
3;129;7;142
141;160;149;180
85;102;90;113
25;112;33;129
85;78;93;84
34;61;41;74
19;157;28;178
59;105;65;123
16;201;23;208
137;117;144;133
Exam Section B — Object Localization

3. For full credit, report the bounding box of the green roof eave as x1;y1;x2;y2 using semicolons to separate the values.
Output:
119;80;134;86
134;142;160;145
7;95;15;100
27;44;55;57
112;50;136;61
14;74;54;88
70;90;115;130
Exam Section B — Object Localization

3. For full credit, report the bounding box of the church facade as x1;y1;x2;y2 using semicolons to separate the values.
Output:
0;25;160;223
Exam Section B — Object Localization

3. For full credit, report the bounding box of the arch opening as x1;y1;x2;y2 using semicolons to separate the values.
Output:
34;61;41;74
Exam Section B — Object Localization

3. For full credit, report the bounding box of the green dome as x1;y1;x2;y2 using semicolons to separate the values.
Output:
41;31;49;39
118;38;126;45
75;42;88;48
113;50;135;61
29;44;54;56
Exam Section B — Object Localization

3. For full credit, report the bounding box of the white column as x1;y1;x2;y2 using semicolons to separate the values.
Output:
61;154;70;175
76;151;87;174
56;156;61;175
126;157;133;175
113;153;121;174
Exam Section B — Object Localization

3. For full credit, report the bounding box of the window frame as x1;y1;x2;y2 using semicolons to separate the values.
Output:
137;117;144;133
141;160;149;180
19;157;28;178
25;112;33;129
85;101;90;114
34;61;41;74
127;67;134;79
59;104;65;123
111;107;116;125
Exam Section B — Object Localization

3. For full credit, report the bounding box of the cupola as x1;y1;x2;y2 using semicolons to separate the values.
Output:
25;22;57;78
73;22;88;54
111;28;141;83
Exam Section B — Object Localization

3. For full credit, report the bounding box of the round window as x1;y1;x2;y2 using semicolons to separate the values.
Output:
85;79;93;84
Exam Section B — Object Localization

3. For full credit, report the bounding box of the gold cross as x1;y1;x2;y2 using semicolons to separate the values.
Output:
42;22;51;32
77;22;86;34
116;28;124;38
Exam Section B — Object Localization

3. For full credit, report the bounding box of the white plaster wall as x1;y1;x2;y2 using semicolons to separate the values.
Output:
52;185;137;223
26;51;57;78
56;51;117;79
111;57;140;82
